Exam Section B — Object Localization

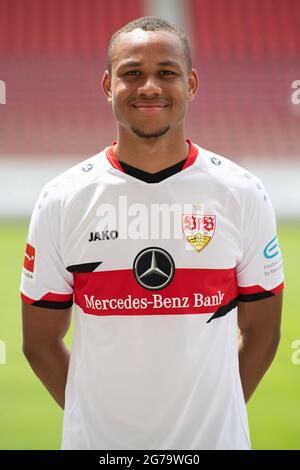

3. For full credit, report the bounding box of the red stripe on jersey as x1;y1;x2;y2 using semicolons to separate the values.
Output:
105;139;199;173
21;291;73;304
182;140;199;170
73;267;237;316
238;282;284;295
271;282;284;294
20;292;35;304
105;141;123;172
41;292;73;302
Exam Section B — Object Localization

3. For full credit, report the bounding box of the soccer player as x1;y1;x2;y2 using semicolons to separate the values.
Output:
21;16;284;450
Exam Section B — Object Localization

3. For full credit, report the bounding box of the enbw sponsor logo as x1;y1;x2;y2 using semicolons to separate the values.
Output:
264;236;279;259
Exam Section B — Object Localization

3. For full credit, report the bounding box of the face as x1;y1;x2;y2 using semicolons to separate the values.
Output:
102;29;198;140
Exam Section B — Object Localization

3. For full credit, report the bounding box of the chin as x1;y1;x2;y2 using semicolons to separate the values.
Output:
131;125;170;139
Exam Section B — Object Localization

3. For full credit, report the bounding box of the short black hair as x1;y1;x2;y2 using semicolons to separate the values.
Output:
106;16;192;76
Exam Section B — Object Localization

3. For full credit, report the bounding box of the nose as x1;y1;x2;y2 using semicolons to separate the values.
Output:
137;75;162;96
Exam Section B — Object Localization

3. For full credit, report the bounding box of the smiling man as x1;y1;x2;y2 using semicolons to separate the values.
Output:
102;21;198;173
21;17;284;450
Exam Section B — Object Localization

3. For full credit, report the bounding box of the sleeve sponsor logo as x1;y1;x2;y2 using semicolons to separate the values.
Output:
23;243;35;277
263;236;280;259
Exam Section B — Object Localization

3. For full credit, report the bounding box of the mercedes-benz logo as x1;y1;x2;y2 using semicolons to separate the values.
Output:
133;247;175;290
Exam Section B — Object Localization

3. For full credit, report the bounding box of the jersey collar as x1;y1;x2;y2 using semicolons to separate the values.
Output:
105;139;199;175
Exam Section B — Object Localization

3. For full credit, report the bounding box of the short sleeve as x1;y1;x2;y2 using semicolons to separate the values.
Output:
236;176;284;302
20;184;74;309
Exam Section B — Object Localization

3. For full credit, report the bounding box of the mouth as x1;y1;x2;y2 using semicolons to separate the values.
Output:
131;100;169;114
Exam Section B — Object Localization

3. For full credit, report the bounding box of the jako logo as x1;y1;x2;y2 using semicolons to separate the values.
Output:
0;80;6;104
88;230;118;242
264;236;279;259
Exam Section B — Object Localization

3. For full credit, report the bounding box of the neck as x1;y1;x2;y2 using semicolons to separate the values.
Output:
113;128;189;173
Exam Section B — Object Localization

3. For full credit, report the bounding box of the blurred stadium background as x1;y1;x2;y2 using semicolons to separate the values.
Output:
0;0;299;449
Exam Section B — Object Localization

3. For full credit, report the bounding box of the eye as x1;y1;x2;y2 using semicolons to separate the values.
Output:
160;70;176;76
125;70;141;76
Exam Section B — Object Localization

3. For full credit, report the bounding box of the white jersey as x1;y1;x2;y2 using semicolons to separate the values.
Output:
20;140;284;450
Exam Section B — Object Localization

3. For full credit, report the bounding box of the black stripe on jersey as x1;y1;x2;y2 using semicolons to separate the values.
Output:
119;158;187;183
32;299;73;309
237;290;274;302
66;262;102;273
206;297;238;323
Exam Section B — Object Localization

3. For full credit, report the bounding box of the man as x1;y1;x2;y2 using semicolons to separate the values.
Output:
21;16;284;450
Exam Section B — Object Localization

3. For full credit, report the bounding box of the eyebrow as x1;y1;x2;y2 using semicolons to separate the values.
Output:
118;60;181;68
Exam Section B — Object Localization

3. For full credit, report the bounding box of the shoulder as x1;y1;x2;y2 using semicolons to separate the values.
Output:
34;149;110;212
194;144;269;205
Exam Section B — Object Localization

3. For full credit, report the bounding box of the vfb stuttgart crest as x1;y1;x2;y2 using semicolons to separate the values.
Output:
182;214;216;252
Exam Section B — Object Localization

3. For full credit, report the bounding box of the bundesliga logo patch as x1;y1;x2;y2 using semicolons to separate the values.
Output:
23;243;36;274
182;214;216;252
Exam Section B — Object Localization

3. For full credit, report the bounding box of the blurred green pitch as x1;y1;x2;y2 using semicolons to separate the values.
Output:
0;221;299;449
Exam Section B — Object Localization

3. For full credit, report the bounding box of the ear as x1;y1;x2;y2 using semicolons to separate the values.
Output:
188;68;199;103
102;70;112;103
